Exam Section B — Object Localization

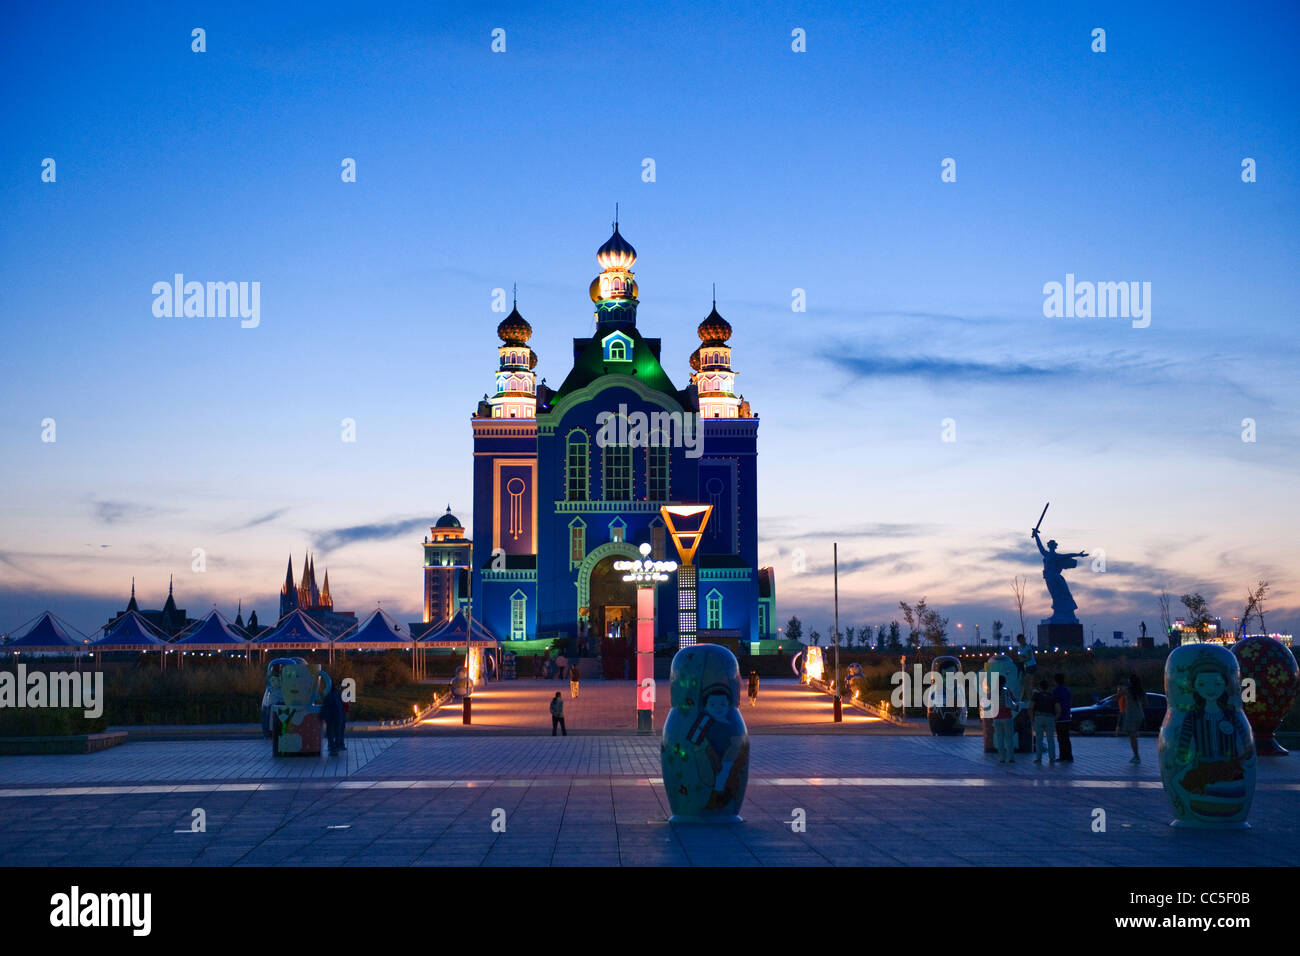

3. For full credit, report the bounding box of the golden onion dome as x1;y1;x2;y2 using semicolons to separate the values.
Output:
596;225;637;271
689;347;702;372
697;304;732;345
497;306;532;344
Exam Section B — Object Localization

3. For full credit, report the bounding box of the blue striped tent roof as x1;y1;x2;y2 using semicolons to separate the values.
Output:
94;610;169;646
173;610;250;645
418;610;500;645
6;611;83;647
255;608;330;644
338;609;408;643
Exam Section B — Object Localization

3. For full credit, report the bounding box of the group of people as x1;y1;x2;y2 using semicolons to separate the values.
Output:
993;669;1073;764
994;633;1149;766
532;652;570;680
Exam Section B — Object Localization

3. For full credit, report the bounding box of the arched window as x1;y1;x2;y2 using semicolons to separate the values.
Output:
569;518;586;569
510;591;527;642
566;431;589;501
608;339;626;361
707;590;723;629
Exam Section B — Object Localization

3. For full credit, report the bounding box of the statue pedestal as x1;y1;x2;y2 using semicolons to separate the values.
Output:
1037;622;1083;650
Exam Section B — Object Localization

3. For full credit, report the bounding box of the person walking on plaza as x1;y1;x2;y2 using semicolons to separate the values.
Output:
1053;672;1073;761
1031;678;1060;764
747;670;759;707
994;682;1017;764
1118;673;1146;763
555;652;568;681
569;661;580;699
550;691;567;736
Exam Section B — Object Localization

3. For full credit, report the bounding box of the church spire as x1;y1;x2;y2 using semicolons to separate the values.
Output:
321;570;332;609
127;577;138;612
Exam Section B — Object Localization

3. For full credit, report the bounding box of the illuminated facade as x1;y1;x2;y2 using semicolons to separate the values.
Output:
422;508;471;626
441;223;773;662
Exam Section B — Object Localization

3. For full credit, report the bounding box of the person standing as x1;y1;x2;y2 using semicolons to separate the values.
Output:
1052;672;1073;761
747;670;759;707
994;682;1016;764
1118;673;1146;763
321;677;343;756
569;661;580;699
1031;678;1060;764
550;691;567;736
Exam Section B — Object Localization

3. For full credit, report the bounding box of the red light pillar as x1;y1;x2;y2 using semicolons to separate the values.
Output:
636;583;655;734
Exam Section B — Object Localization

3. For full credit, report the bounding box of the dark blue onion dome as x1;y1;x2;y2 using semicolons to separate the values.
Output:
497;305;531;344
697;304;732;345
435;506;462;529
596;224;637;271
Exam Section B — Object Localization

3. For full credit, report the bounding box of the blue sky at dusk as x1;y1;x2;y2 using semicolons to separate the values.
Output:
2;0;1298;642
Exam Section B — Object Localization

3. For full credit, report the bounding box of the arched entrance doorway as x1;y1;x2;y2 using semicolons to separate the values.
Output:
589;553;639;679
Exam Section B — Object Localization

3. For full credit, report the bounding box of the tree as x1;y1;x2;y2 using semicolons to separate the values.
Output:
808;629;821;646
887;621;902;649
785;616;803;643
1237;580;1269;638
1158;589;1174;643
900;599;949;648
1180;593;1212;643
991;619;1004;645
1010;576;1029;639
843;625;857;648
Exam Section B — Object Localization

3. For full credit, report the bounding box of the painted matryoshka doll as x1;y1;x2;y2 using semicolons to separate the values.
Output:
981;653;1018;753
1231;635;1298;756
1159;643;1256;828
273;660;330;756
660;644;750;822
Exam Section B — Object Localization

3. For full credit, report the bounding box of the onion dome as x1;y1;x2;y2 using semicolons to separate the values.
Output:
697;304;732;345
435;506;462;529
689;348;702;372
596;224;637;271
497;305;531;344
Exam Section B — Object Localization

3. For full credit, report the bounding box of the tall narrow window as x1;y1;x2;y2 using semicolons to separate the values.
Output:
759;604;769;638
647;444;670;501
510;591;527;642
566;431;588;501
707;590;723;630
569;519;586;569
602;443;632;500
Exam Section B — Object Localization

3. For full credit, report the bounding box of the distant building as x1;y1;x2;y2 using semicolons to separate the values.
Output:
105;576;194;637
1169;617;1293;648
277;553;356;637
422;507;471;628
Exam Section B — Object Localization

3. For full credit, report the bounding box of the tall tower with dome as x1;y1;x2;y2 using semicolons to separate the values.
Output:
437;221;774;667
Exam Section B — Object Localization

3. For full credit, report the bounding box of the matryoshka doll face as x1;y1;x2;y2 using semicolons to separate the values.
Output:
1193;670;1226;704
705;691;730;719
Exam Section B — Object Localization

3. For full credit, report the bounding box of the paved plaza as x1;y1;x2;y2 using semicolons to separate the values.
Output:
1;730;1297;866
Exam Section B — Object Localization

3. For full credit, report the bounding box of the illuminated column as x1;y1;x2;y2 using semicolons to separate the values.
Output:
636;583;655;733
615;542;678;734
660;505;713;649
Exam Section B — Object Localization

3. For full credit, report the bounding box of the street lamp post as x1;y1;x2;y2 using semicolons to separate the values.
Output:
832;542;841;723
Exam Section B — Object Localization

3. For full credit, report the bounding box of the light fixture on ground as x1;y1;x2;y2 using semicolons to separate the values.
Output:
613;542;677;733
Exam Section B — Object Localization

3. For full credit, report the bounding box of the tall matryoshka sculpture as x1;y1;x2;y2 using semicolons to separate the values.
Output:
981;653;1018;753
661;644;750;822
1231;636;1298;756
272;660;331;757
1159;643;1256;828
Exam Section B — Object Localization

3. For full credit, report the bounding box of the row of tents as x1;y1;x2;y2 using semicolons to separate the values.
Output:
3;607;499;654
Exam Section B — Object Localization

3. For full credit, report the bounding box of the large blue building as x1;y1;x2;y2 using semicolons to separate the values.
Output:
435;224;775;670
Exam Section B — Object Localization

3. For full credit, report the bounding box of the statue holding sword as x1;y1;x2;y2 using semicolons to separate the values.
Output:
1030;503;1087;624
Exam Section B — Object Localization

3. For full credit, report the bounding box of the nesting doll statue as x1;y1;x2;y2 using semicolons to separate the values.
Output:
273;660;329;756
1159;643;1256;828
981;653;1018;753
661;644;750;822
1231;636;1298;756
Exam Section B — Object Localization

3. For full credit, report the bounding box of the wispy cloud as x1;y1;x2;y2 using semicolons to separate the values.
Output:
821;351;1070;382
91;499;158;525
233;509;289;531
312;517;430;552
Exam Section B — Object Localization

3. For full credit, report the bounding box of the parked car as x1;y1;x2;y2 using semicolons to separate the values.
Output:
1071;692;1167;735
